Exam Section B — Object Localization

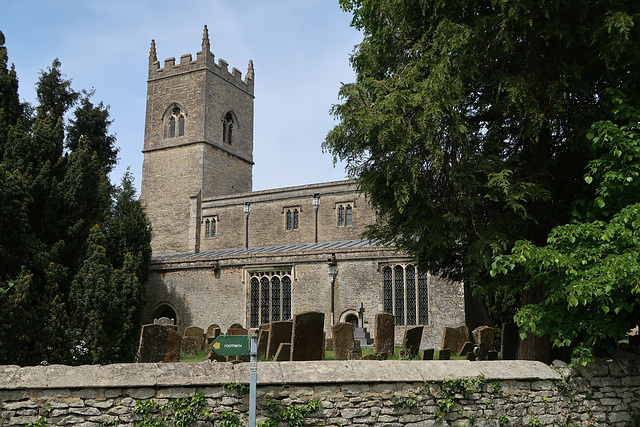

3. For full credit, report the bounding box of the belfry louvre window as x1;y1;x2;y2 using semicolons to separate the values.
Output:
382;264;428;326
223;112;234;145
249;270;292;328
166;106;185;138
204;218;217;238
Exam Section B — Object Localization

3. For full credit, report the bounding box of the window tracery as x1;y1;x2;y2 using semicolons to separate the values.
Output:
382;264;429;326
165;106;185;138
249;269;293;328
223;112;234;145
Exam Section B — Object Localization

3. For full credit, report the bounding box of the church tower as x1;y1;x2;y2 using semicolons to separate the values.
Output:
141;26;255;255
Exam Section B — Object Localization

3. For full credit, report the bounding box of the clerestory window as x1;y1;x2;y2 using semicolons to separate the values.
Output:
204;217;217;238
285;208;300;231
337;204;353;227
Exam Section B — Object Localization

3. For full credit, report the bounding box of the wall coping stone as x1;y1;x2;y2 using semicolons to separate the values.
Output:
0;360;559;390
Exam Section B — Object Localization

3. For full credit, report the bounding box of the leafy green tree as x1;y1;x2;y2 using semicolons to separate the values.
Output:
325;0;639;361
491;98;640;364
0;31;21;158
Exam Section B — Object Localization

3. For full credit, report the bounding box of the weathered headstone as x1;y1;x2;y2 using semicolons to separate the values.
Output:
438;349;451;360
267;320;293;359
332;322;355;360
441;327;461;352
155;317;174;325
227;324;248;336
459;341;475;358
184;326;205;352
138;324;181;363
291;311;325;361
164;328;181;362
350;340;362;360
501;322;519;360
274;343;291;361
455;325;471;353
374;312;395;357
206;324;222;339
422;348;434;360
257;324;270;358
472;326;496;351
402;325;423;359
181;336;199;357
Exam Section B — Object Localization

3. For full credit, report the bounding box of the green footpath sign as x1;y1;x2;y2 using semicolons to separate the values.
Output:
210;335;250;356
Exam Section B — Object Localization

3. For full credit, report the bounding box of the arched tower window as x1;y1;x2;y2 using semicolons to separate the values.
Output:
165;105;186;138
223;112;234;145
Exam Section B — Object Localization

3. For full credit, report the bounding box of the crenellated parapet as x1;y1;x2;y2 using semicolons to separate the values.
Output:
148;25;254;94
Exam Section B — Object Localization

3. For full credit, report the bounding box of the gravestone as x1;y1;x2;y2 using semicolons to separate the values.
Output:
267;320;293;359
181;336;199;357
455;325;471;353
350;340;362;360
459;341;475;358
206;323;221;339
184;326;205;352
472;326;496;351
374;312;395;357
274;343;291;361
501;322;519;360
422;348;434;360
441;327;461;352
473;342;488;361
137;324;181;363
438;349;451;360
227;324;248;336
332;322;355;360
291;311;325;361
257;324;270;359
402;325;423;359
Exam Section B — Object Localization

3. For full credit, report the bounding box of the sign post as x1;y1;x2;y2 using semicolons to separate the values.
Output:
210;335;257;427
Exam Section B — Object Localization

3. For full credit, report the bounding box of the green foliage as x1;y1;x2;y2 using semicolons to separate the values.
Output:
434;377;484;419
221;382;249;397
259;399;322;427
327;0;640;361
132;393;208;427
491;99;640;364
218;412;242;427
529;416;541;426
0;35;151;365
391;394;419;408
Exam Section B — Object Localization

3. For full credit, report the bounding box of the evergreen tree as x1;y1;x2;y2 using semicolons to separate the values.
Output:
325;0;640;361
0;31;21;158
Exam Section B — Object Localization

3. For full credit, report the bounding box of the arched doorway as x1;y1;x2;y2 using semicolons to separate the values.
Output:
152;303;178;325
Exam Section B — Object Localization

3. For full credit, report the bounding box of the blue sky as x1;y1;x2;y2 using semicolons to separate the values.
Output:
1;1;362;192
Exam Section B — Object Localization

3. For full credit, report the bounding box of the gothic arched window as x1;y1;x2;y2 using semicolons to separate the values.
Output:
165;106;185;138
249;270;293;328
223;112;234;145
204;218;217;238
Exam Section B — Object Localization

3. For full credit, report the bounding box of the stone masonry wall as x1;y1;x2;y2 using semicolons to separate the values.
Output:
1;358;639;426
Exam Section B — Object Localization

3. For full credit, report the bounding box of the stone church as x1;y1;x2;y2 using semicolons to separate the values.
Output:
140;27;465;349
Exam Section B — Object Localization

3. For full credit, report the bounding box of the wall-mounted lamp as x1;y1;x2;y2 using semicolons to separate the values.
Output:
312;193;320;243
327;253;337;325
244;202;251;249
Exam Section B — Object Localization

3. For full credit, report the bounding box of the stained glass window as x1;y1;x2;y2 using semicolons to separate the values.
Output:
382;264;429;327
293;209;299;230
282;276;292;320
260;277;270;325
271;276;281;321
249;270;292;326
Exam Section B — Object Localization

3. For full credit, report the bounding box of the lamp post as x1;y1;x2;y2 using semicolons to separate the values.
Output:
244;202;251;249
327;253;337;325
312;193;320;244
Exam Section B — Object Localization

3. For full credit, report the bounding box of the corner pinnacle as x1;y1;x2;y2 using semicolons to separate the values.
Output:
202;25;211;52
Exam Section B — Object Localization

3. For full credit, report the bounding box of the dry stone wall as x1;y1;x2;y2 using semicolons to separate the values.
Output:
1;357;639;426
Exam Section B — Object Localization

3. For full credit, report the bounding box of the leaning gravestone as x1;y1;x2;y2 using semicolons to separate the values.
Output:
441;327;461;352
455;325;471;353
459;341;475;358
374;312;395;357
274;343;291;361
403;325;423;359
184;326;205;352
501;322;519;360
257;324;270;358
267;320;293;359
473;326;496;351
332;322;355;360
291;311;325;361
137;324;181;363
